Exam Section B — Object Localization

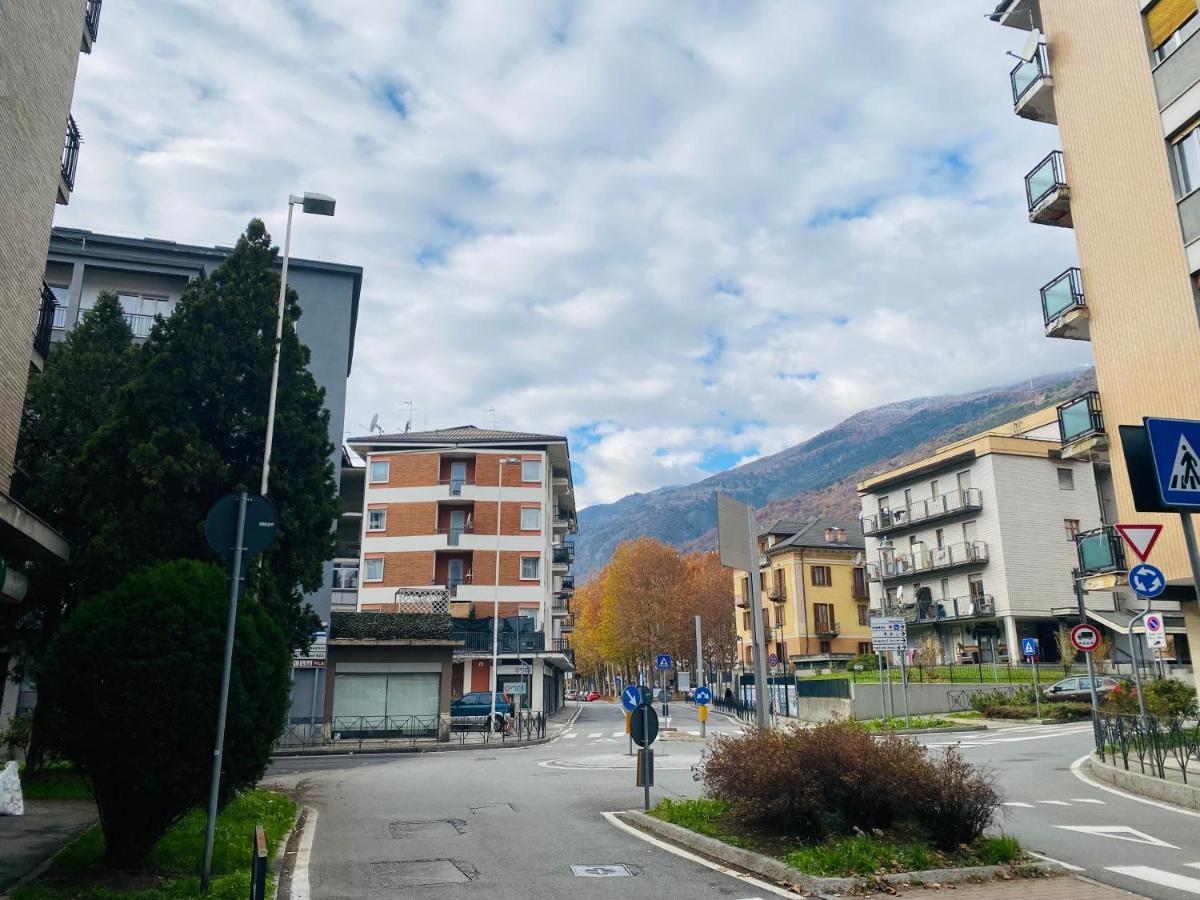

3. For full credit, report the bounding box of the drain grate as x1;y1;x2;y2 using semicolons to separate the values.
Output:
371;859;477;888
571;865;633;877
388;819;467;839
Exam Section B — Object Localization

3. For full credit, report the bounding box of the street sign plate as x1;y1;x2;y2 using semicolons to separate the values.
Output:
1021;637;1039;659
204;493;278;563
693;686;712;705
1145;612;1167;649
1114;524;1163;563
1070;623;1101;653
620;685;641;713
503;681;527;695
655;654;672;671
631;704;659;748
1145;417;1200;508
1128;562;1166;598
870;616;907;651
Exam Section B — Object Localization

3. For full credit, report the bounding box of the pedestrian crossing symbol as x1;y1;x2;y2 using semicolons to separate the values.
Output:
1168;434;1200;492
1144;417;1200;508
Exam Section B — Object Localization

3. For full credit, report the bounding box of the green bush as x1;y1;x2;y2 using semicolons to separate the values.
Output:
38;561;292;868
978;835;1022;865
1145;679;1198;718
1;713;33;759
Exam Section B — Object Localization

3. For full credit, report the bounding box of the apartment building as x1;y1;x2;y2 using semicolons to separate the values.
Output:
856;406;1136;663
733;520;872;670
991;0;1200;681
343;426;577;715
0;1;101;726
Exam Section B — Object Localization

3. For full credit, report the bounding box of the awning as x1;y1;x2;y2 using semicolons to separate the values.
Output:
1087;608;1187;635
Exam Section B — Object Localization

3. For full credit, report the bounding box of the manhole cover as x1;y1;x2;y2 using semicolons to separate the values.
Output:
571;864;633;877
469;802;516;815
371;859;476;888
388;819;466;839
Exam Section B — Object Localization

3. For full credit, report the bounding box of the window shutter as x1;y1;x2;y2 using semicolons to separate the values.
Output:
1148;0;1198;48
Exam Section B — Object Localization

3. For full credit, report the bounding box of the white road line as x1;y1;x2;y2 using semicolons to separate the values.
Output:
1106;866;1200;894
1187;863;1200;871
563;733;578;739
1037;800;1071;806
1071;753;1200;819
688;730;700;735
289;806;317;900
601;812;801;897
1027;851;1084;872
1002;802;1034;808
1056;825;1178;848
1070;798;1105;804
588;732;602;738
612;731;625;737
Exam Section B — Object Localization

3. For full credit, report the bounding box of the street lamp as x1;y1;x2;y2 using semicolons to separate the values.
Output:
489;457;521;729
260;192;336;496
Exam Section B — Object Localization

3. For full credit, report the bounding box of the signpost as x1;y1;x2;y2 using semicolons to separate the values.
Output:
1145;612;1167;649
621;685;641;756
1115;524;1163;563
694;685;712;738
717;493;770;728
1128;563;1166;598
1021;637;1042;719
871;617;908;724
655;654;672;719
631;702;659;810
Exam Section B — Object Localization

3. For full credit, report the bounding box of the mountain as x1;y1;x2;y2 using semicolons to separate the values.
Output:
574;369;1096;574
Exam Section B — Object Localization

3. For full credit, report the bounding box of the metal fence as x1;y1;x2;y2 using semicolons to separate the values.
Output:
1095;712;1200;784
843;661;1133;685
275;711;546;752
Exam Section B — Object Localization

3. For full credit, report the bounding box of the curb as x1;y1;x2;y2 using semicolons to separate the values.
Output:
1086;754;1200;812
270;802;303;900
882;724;989;735
272;735;552;759
614;809;1064;894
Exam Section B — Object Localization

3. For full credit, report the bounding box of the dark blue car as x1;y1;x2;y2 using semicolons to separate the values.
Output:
450;691;512;731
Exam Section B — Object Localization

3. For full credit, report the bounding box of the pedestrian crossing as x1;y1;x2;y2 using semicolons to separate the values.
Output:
559;727;742;742
1107;864;1200;894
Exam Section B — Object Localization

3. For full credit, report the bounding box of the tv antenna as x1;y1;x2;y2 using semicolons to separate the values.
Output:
400;401;418;433
486;406;497;429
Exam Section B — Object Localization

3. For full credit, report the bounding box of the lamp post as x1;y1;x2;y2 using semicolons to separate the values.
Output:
489;457;521;729
260;192;336;497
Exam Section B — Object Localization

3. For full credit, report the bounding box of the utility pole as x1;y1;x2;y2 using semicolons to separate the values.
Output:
744;506;770;728
1073;569;1102;747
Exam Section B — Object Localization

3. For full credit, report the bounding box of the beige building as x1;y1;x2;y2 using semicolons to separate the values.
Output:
992;0;1200;684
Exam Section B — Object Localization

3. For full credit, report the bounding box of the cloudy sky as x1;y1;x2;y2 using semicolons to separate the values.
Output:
59;0;1091;508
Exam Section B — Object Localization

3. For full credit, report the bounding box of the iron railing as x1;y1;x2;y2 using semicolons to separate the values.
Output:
867;540;989;581
123;312;154;337
85;0;102;42
903;594;995;624
1010;42;1049;104
553;542;574;565
274;711;546;752
1076;526;1125;575
436;524;473;545
862;488;983;535
454;630;546;653
61;115;81;191
814;619;839;637
1041;267;1084;325
1025;149;1067;211
1058;390;1104;445
1095;713;1200;784
34;283;57;358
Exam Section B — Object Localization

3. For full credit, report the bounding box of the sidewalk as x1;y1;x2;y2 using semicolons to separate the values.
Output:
0;799;97;893
880;876;1140;898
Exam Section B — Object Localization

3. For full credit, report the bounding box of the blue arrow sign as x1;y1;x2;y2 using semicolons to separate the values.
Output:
693;686;712;705
1021;637;1039;659
655;654;672;671
1128;562;1166;598
1145;417;1200;508
621;685;641;713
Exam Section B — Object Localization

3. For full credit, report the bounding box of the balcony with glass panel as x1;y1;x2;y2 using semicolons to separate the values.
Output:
861;488;983;536
1057;391;1106;460
1010;43;1055;123
1025;150;1071;227
1076;526;1125;576
1041;267;1088;340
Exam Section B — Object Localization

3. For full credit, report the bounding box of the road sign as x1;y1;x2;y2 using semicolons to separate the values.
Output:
1114;524;1163;563
1070;623;1101;653
655;654;672;671
870;616;908;651
204;494;277;563
1021;637;1039;659
503;682;527;695
1145;612;1168;649
1128;562;1166;598
1145;417;1200;507
631;703;659;747
768;653;779;668
693;686;712;705
614;675;623;686
620;685;642;713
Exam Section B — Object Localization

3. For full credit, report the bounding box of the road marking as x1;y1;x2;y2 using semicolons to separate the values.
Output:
611;731;625;737
1003;802;1034;808
1037;800;1071;806
1071;753;1200;819
1026;851;1084;872
563;733;578;739
1056;825;1179;848
1187;863;1200;871
588;732;602;738
601;812;800;897
289;806;317;900
1106;866;1200;893
687;730;700;735
1070;798;1105;804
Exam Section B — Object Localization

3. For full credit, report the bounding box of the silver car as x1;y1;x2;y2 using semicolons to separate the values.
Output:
1043;675;1120;701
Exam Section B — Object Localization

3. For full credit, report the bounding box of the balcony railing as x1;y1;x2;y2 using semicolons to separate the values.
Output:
867;540;989;581
552;542;574;565
904;594;995;624
61;115;81;192
437;477;474;496
123;312;155;337
1025;150;1071;226
85;0;102;43
1058;391;1104;445
814;618;839;637
551;596;569;613
34;283;57;358
1041;267;1085;326
862;488;983;536
1077;526;1125;575
455;630;545;653
1010;43;1055;122
436;524;474;546
1010;43;1049;104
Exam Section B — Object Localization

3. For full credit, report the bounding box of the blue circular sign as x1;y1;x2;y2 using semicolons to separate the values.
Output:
1128;563;1166;598
621;685;642;713
693;686;712;705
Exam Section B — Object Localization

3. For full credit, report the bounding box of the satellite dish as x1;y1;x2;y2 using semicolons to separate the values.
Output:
369;413;383;435
1010;29;1042;63
896;586;904;599
853;552;863;566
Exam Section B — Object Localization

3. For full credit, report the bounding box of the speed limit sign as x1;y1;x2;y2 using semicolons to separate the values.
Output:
1070;623;1101;653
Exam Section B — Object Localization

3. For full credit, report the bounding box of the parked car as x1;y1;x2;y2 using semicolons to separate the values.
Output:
565;689;578;701
450;691;512;731
1043;675;1120;701
585;690;601;701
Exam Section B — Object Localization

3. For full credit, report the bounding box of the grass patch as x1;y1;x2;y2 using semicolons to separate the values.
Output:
649;798;749;848
862;716;956;731
783;834;936;877
13;790;295;899
977;835;1022;866
948;710;982;719
18;763;93;801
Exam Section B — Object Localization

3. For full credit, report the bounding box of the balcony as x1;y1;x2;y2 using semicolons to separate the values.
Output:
1010;43;1055;123
904;594;996;625
552;509;577;532
33;283;57;365
550;638;574;663
1076;526;1125;576
1041;267;1088;341
551;595;569;614
862;488;983;536
1025;150;1071;227
123;312;155;338
1057;391;1106;460
332;560;358;610
814;618;839;637
83;0;101;51
867;541;989;582
57;115;81;205
454;629;546;654
552;541;574;568
435;524;474;547
437;477;475;497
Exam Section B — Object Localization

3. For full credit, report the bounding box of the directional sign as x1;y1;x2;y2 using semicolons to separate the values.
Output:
1128;562;1166;598
870;616;908;651
1145;612;1168;649
631;704;659;747
693;686;712;705
655;654;672;671
1070;623;1101;653
1114;523;1163;563
1021;637;1039;660
620;685;642;713
1145;417;1200;508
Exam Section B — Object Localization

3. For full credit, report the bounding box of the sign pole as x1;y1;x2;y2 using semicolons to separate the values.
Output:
642;703;651;811
745;504;770;728
201;492;248;893
1180;513;1200;604
1072;570;1102;746
1127;602;1151;723
898;650;911;728
877;652;888;721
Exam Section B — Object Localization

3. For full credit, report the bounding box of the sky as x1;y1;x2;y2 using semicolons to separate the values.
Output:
58;0;1092;508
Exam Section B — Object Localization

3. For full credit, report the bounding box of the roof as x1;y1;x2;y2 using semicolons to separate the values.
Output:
1087;609;1188;635
763;518;864;552
347;424;567;445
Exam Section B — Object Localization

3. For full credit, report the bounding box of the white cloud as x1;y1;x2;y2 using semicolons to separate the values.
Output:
59;0;1089;507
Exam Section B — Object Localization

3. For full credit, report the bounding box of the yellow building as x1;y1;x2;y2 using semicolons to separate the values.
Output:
992;0;1200;685
732;520;872;669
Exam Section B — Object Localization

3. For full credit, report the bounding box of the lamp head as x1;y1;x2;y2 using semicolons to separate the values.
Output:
299;192;336;216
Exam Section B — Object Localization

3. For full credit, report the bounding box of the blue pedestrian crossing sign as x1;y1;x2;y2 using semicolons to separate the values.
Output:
1128;562;1167;598
1145;417;1200;508
655;654;672;671
1021;637;1039;659
621;685;642;713
693;686;712;705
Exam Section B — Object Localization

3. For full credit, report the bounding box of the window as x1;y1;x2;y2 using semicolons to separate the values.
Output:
1057;467;1075;491
759;571;767;590
742;610;751;631
774;603;786;627
819;640;832;655
520;556;540;580
957;470;972;491
1153;9;1200;63
878;495;890;514
1175;122;1200;195
520;507;540;531
1065;518;1081;540
811;565;832;586
772;568;786;598
858;641;872;656
521;459;541;482
116;291;171;337
369;460;390;483
741;575;750;602
367;508;387;531
857;605;870;626
364;557;384;582
934;528;945;549
930;479;939;499
940;578;950;599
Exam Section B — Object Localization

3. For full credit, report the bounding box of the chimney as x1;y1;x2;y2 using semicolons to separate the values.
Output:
824;527;834;542
837;527;846;543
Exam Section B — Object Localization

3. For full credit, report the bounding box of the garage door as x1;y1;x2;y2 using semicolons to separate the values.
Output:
333;672;441;737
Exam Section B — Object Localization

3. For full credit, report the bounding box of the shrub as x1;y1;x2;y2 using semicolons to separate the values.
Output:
1;713;33;759
38;560;292;867
1144;679;1198;718
916;747;1001;850
978;835;1022;865
1102;680;1140;715
1046;702;1093;721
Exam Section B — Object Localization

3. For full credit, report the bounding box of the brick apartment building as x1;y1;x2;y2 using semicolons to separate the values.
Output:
342;427;577;715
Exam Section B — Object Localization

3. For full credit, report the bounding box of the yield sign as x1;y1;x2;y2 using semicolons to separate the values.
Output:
1114;523;1163;563
1055;825;1178;849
